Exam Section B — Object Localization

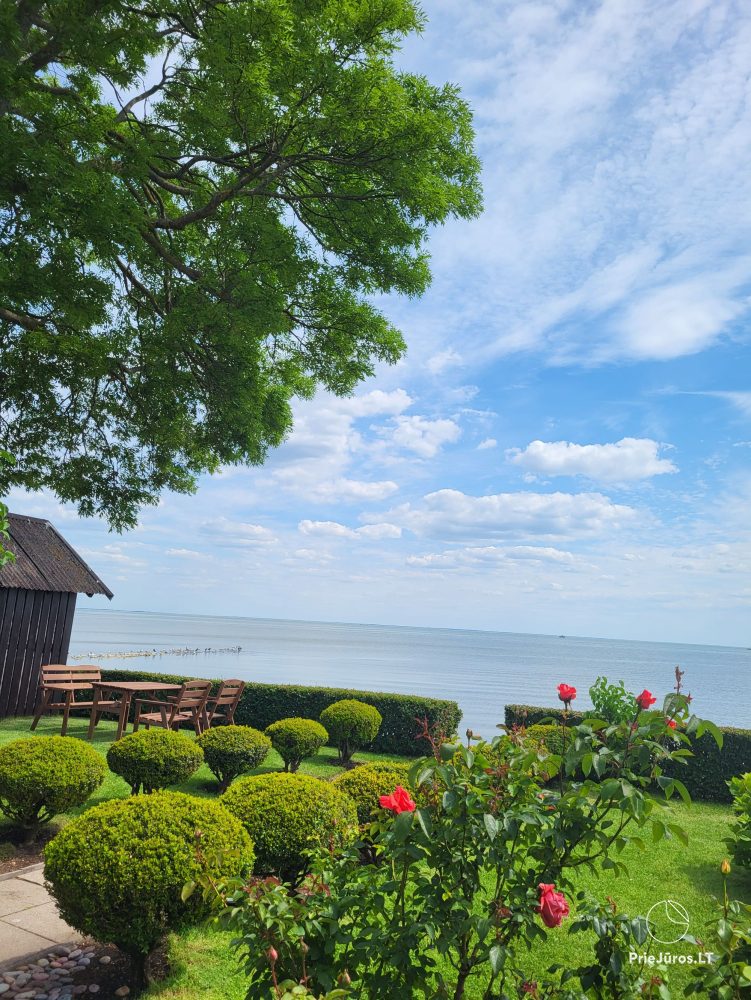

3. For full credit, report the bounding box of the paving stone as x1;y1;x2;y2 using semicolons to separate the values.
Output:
15;871;45;888
0;923;57;967
0;882;51;919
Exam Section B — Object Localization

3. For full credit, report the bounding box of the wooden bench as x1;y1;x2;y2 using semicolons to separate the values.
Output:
30;665;122;736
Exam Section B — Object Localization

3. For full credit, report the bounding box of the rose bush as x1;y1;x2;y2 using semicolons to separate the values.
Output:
193;682;720;999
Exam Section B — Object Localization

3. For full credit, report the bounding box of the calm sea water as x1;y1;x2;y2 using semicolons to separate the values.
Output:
70;610;751;737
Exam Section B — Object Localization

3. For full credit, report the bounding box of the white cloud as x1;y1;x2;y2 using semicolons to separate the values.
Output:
698;391;751;418
426;350;462;374
298;477;399;503
339;389;413;418
477;438;497;450
408;544;576;568
392;1;751;367
259;388;411;502
387;415;461;458
357;522;403;540
299;520;402;540
375;488;636;541
201;517;276;546
507;438;678;482
165;548;204;559
615;279;747;360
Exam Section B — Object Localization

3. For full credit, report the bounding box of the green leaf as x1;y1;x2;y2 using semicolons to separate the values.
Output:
483;814;499;841
415;807;433;840
489;944;505;974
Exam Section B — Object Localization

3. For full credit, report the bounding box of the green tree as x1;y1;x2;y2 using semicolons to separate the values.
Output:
0;0;481;529
0;499;13;567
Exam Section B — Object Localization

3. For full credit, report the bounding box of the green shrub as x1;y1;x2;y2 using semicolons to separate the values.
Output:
265;718;328;772
506;704;751;803
101;669;461;756
728;773;751;866
197;725;271;791
524;724;565;756
588;676;636;724
332;761;412;823
107;729;203;794
221;772;357;879
319;699;382;765
44;791;253;971
663;726;751;803
0;736;106;837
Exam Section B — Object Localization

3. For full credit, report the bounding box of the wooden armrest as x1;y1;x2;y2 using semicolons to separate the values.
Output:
135;698;175;710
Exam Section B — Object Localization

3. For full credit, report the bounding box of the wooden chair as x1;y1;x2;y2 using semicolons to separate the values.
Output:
30;665;122;737
204;679;245;728
133;679;211;735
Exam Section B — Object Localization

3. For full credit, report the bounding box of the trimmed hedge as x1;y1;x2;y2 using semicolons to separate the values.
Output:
505;704;585;728
505;703;751;804
101;669;461;756
663;728;751;804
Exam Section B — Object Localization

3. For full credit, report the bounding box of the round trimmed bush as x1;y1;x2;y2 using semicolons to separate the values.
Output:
265;718;328;772
319;699;382;765
221;772;357;879
0;736;106;837
107;729;203;794
44;791;253;967
332;761;412;823
197;725;271;791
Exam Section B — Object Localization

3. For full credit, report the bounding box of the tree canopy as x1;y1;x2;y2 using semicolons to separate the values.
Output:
0;0;481;528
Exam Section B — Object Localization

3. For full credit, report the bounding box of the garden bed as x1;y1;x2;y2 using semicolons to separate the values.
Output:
0;717;409;872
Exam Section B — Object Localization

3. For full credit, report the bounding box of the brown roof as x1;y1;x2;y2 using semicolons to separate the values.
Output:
0;514;113;598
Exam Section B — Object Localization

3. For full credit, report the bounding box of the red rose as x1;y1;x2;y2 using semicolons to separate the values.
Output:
379;785;416;814
666;718;677;729
537;883;569;928
557;683;577;706
635;689;656;710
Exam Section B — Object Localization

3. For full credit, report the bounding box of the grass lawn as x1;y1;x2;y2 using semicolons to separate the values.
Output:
143;799;751;999
3;718;749;997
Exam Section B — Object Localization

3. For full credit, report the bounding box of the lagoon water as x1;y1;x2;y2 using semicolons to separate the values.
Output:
70;609;751;736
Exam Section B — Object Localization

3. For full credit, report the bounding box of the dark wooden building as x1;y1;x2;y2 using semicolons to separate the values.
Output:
0;514;112;718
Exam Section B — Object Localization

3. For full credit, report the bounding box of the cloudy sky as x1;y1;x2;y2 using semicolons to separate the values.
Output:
11;0;751;645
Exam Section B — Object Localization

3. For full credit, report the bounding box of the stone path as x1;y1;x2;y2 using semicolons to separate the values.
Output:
0;866;81;968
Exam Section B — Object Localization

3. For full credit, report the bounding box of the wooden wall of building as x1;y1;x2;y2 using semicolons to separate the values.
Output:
0;589;77;717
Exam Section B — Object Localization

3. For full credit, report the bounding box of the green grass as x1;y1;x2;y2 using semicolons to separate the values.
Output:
142;799;751;1000
3;718;749;997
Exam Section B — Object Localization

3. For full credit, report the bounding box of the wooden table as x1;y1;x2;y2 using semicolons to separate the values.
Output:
88;681;182;740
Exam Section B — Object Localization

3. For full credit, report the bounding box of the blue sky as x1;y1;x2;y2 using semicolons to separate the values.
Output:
10;0;751;645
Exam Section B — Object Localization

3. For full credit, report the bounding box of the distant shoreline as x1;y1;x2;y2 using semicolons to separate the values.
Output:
74;606;748;653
